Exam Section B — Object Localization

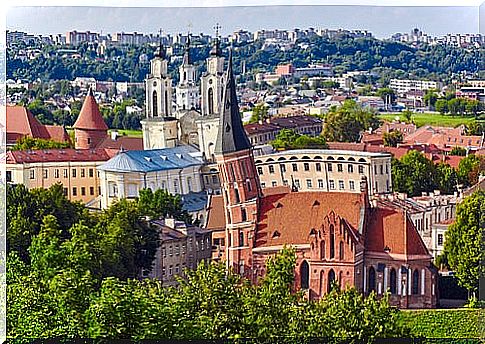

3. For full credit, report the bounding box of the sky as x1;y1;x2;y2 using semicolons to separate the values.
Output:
6;4;483;39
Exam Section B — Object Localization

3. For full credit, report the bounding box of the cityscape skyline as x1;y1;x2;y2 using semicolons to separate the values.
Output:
7;5;482;39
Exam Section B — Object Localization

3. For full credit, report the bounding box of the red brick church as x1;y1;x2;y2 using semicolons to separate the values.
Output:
209;52;438;308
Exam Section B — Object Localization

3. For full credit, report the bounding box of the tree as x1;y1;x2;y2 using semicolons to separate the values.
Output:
248;103;269;124
11;136;73;151
449;146;467;156
435;163;458;194
435;99;448;114
402;109;413;123
465;99;484;117
457;154;484;187
322;100;380;143
443;191;485;295
423;90;439;109
271;129;328;150
391;151;438;197
383;130;403;147
137;188;194;224
376;87;396;109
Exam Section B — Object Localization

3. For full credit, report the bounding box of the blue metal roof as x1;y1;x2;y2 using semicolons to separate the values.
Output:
181;191;208;213
98;145;203;173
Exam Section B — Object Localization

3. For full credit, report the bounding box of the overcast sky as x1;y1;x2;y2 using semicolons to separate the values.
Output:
6;5;482;38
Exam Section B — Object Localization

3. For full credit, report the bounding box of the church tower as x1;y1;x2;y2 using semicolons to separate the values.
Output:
197;36;226;161
141;41;178;149
175;35;199;113
73;88;108;149
215;50;261;278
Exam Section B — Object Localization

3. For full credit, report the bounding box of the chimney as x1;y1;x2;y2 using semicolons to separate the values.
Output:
265;118;271;124
164;217;175;229
111;131;119;141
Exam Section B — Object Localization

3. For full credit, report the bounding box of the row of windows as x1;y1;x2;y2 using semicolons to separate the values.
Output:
261;179;356;191
162;237;211;257
63;186;99;197
368;267;423;296
29;168;95;180
258;162;367;175
373;164;390;175
162;263;185;277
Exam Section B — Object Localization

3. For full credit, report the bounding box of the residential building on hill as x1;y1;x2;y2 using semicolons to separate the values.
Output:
147;218;212;285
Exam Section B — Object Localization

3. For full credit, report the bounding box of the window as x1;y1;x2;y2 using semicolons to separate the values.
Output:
257;167;263;175
90;187;94;195
292;163;298;172
89;169;94;178
29;170;35;179
169;265;173;276
327;269;336;293
72;168;77;178
330;225;335;259
294;179;300;188
374;165;377;175
389;268;397;294
63;188;68;196
43;169;48;179
375;181;378;193
316;163;321;172
162;247;166;258
304;163;310;171
339;180;345;190
348;164;353;173
349;180;355;190
261;182;266;188
386;164;389;174
81;187;86;196
162;267;166;276
339;241;344;260
81;169;85;178
187;177;193;192
268;165;275;174
175;265;180;274
239;232;244;247
300;260;310;289
241;208;247;222
306;179;312;188
63;169;68;178
87;138;91;145
234;188;240;203
380;165;383;174
368;267;376;292
5;171;12;183
280;164;286;172
72;187;77;196
358;165;364;174
412;270;420;295
212;175;218;184
174;180;178;193
327;163;333;172
386;180;390;192
437;234;444;246
318;179;324;188
169;246;173;256
175;244;180;256
329;180;335;190
54;169;59;178
337;164;343;172
320;240;325;259
271;181;277;187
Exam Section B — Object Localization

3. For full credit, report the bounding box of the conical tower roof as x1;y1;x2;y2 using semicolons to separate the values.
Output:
182;35;192;65
73;88;108;131
214;50;251;154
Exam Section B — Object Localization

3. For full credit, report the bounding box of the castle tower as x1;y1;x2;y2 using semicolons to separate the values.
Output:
73;88;108;149
175;35;200;113
141;41;178;149
215;50;262;277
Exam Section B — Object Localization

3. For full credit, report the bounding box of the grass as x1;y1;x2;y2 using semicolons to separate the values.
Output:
109;129;143;138
398;308;485;339
378;113;477;128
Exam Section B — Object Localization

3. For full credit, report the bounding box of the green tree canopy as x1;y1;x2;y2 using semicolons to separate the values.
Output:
383;130;403;147
271;128;328;150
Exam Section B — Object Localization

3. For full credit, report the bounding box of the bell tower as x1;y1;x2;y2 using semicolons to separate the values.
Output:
141;37;178;149
215;50;261;278
176;34;199;113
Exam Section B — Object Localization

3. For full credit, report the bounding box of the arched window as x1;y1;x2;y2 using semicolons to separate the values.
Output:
184;71;187;82
320;270;325;296
239;231;244;247
152;91;158;116
187;177;192;192
208;87;214;114
320;240;325;259
164;90;169;116
300;261;309;289
368;267;376;293
390;268;397;295
234;188;240;203
412;269;420;295
339;241;344;260
241;208;247;222
327;269;336;293
339;271;343;288
330;225;335;259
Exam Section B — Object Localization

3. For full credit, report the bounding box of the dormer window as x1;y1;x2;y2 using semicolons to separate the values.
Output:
272;231;281;238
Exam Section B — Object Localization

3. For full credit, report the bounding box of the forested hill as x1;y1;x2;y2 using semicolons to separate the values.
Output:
7;36;485;84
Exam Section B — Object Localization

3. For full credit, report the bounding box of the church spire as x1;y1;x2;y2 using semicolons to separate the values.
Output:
182;34;191;65
214;49;251;154
155;29;166;59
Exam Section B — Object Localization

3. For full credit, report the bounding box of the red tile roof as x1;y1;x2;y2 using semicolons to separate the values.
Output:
205;194;226;230
73;89;109;131
96;136;144;151
6;105;69;144
366;204;430;256
6;148;111;164
255;191;364;247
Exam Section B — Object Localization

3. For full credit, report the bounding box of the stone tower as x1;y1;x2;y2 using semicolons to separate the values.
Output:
175;35;199;113
141;41;178;149
73;88;108;149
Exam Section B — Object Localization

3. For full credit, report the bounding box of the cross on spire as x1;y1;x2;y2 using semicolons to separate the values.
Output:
214;23;221;38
